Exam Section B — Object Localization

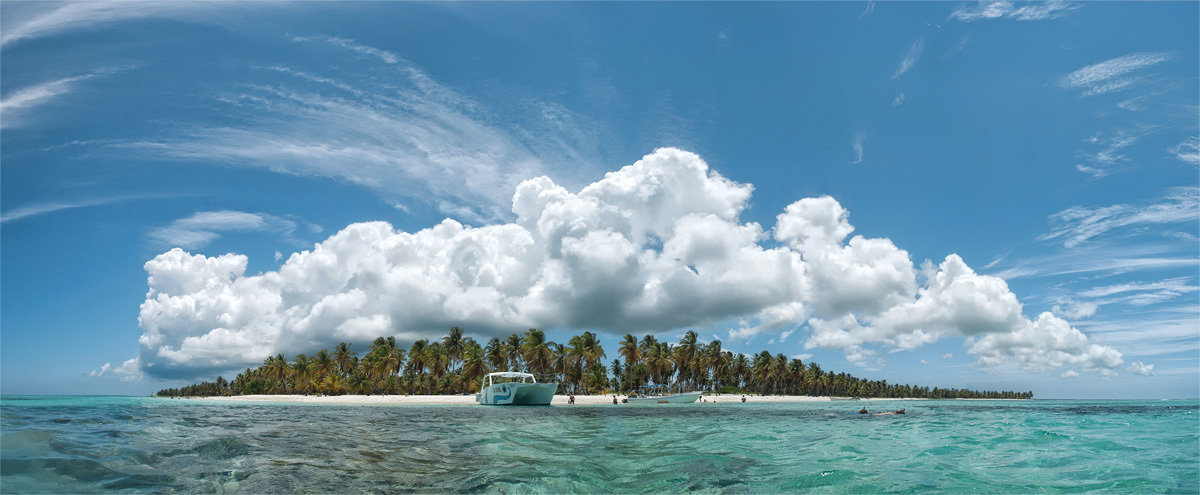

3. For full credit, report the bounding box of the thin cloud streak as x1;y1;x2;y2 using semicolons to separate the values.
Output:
1169;136;1199;166
1;194;172;224
146;210;314;250
112;37;598;223
1058;52;1173;98
292;35;399;65
0;1;253;49
950;1;1079;23
893;37;924;78
1;66;132;129
1039;187;1199;248
851;132;867;164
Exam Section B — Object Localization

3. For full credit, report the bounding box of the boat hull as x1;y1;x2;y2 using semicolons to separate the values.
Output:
476;382;558;405
625;391;702;404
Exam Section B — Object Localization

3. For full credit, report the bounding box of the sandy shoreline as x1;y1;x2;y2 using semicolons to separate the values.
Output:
187;394;920;406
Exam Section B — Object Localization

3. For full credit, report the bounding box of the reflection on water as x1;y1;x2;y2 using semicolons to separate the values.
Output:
1;397;1197;493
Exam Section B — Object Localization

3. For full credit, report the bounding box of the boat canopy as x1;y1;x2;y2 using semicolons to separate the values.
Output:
482;372;538;386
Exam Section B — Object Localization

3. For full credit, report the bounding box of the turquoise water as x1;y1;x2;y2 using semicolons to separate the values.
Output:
1;396;1197;493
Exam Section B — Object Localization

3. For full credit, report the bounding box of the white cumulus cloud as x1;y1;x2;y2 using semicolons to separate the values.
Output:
132;148;1124;380
1126;360;1155;376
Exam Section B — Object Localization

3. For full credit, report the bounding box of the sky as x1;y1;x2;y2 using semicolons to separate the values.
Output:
1;1;1196;399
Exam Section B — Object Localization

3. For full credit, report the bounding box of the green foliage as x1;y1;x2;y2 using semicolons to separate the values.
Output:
157;329;1033;400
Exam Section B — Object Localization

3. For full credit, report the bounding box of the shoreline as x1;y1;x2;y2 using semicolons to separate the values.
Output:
184;394;927;406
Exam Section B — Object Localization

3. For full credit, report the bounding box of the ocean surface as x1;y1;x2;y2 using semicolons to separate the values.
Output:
1;396;1196;494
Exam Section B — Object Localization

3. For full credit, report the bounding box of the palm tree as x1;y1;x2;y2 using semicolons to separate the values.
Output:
674;331;699;389
566;332;605;393
732;353;749;390
618;334;641;391
291;354;313;395
806;362;822;396
333;342;356;377
645;342;674;387
701;340;726;391
639;334;658;359
425;342;449;393
443;327;465;372
549;342;567;384
752;351;771;393
265;354;289;394
772;354;788;395
314;349;336;390
485;338;505;371
578;331;606;371
610;359;624;392
389;341;406;378
348;371;371;395
408;339;428;376
522;328;552;378
504;334;524;371
787;358;805;395
461;341;487;392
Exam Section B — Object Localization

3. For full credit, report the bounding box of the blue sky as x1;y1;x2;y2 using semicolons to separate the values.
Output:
2;1;1196;399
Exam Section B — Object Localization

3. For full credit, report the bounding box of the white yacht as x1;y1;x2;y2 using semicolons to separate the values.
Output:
476;372;558;406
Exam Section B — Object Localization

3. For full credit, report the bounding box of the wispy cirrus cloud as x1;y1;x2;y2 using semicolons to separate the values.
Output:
950;1;1079;23
115;37;597;223
892;37;924;78
1038;187;1199;249
292;35;398;64
1078;277;1199;306
147;210;319;250
1;66;131;129
1058;52;1174;98
0;1;252;49
1073;125;1158;179
1169;136;1199;167
851;132;867;164
0;193;170;224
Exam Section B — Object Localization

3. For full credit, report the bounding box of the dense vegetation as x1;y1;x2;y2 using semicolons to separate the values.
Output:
156;327;1033;399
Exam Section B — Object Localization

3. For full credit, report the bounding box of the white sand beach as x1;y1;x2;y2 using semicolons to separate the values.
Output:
190;393;915;406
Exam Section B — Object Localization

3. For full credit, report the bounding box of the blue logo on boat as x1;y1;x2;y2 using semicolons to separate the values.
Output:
493;385;512;402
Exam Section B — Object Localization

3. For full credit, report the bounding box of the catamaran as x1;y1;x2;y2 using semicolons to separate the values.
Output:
475;372;558;406
624;384;702;404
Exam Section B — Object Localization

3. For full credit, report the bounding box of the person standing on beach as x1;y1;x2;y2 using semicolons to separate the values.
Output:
741;395;746;403
568;394;575;405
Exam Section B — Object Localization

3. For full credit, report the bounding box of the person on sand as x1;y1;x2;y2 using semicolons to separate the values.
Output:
613;395;618;404
568;394;575;405
741;395;746;403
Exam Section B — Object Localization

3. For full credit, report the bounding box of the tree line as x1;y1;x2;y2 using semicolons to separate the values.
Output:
155;327;1033;400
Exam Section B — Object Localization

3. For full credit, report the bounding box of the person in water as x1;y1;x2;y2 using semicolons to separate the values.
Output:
874;408;906;416
859;407;869;414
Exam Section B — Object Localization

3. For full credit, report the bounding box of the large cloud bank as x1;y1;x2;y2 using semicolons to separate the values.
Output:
134;148;1122;379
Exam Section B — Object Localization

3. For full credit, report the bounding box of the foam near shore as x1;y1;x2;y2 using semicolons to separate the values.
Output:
188;394;917;405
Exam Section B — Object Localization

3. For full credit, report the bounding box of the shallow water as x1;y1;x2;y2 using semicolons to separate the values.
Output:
1;396;1196;493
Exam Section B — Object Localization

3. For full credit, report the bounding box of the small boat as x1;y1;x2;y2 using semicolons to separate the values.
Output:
624;385;702;404
475;372;558;406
